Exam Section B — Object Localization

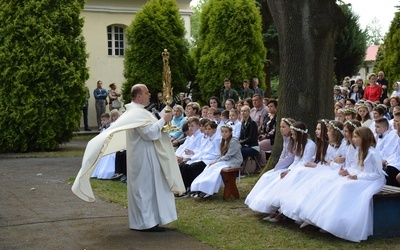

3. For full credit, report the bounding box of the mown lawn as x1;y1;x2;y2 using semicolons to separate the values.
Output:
90;175;400;249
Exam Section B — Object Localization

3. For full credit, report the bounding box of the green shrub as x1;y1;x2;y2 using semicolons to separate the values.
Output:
0;0;89;152
122;0;193;103
195;0;266;100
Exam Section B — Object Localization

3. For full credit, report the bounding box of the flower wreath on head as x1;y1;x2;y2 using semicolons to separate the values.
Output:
221;123;232;130
356;104;368;110
320;119;329;127
329;121;344;135
344;120;358;129
376;104;388;112
345;108;357;115
290;125;308;134
282;118;293;127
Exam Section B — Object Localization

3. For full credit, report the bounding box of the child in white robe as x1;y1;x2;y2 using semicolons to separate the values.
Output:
298;127;386;242
244;118;295;212
190;124;243;198
384;111;400;186
245;121;316;222
279;120;344;221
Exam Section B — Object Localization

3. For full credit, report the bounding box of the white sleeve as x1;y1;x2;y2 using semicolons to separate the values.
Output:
136;118;165;141
357;149;384;180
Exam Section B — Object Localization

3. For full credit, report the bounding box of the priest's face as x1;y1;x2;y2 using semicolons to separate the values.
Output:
139;86;151;106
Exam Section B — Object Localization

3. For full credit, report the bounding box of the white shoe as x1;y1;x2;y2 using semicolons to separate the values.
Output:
263;211;278;221
300;222;310;228
203;194;212;198
269;213;285;223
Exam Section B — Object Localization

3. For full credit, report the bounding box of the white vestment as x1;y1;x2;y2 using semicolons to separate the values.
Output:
72;102;185;229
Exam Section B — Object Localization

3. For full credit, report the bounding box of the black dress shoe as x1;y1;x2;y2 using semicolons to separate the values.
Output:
111;173;123;180
134;225;166;232
84;128;92;131
120;175;127;183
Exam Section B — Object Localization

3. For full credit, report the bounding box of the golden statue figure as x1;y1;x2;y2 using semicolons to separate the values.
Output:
161;49;179;132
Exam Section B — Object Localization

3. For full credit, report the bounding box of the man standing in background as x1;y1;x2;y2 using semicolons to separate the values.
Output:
220;78;239;108
377;71;388;103
81;86;91;131
93;80;108;130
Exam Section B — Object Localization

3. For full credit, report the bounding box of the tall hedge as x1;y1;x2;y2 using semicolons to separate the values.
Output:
195;0;266;99
0;0;89;152
376;10;400;85
122;0;192;103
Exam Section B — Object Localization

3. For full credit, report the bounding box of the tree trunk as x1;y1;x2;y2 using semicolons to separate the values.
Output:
264;62;272;97
266;0;345;166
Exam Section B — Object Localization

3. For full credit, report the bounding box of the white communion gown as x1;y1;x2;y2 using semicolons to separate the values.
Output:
91;153;116;179
245;139;316;214
297;147;385;242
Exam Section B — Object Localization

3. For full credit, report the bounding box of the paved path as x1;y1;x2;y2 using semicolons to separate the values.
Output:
0;151;213;249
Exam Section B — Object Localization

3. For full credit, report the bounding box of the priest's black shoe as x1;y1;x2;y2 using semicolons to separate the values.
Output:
134;225;166;232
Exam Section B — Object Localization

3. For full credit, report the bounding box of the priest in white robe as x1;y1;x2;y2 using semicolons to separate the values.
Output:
72;84;185;232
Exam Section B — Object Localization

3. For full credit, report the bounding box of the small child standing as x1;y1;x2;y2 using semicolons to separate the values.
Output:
228;109;242;139
91;112;115;179
99;112;111;132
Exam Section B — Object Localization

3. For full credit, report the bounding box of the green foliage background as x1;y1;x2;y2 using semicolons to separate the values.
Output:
376;11;400;86
195;0;266;99
0;0;89;152
122;0;193;103
334;3;367;83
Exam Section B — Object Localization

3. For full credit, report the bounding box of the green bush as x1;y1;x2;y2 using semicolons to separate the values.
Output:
0;0;89;152
376;11;400;86
195;0;266;100
122;0;193;103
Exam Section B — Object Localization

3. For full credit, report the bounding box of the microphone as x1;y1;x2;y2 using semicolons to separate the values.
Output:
145;103;155;111
152;108;161;120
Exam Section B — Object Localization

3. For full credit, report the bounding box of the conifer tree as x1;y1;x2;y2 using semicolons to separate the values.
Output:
334;3;367;83
195;0;266;99
122;0;192;103
0;0;89;152
376;10;400;85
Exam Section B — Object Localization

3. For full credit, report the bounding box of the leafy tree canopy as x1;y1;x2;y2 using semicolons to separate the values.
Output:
190;0;209;47
334;3;367;83
0;0;89;152
122;0;193;103
366;17;384;46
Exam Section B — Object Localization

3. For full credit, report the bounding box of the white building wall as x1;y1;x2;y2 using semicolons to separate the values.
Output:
80;0;192;129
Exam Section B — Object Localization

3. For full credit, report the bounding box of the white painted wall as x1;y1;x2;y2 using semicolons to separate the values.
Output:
80;0;192;129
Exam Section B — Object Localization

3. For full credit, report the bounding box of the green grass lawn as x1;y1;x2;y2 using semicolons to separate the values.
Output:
9;137;399;249
0;135;93;158
90;175;400;249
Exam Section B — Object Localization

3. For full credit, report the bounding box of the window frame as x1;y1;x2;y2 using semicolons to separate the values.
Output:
107;25;126;57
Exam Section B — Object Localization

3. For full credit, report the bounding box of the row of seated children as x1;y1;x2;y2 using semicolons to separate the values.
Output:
335;99;399;136
174;106;261;197
173;99;278;198
245;112;400;242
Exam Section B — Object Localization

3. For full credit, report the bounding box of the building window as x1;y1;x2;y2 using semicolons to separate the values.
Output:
107;25;125;56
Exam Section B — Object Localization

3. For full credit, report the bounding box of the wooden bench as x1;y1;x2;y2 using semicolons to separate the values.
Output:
371;185;400;239
221;167;243;200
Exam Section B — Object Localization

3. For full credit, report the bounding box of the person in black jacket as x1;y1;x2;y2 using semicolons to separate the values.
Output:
239;105;259;159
